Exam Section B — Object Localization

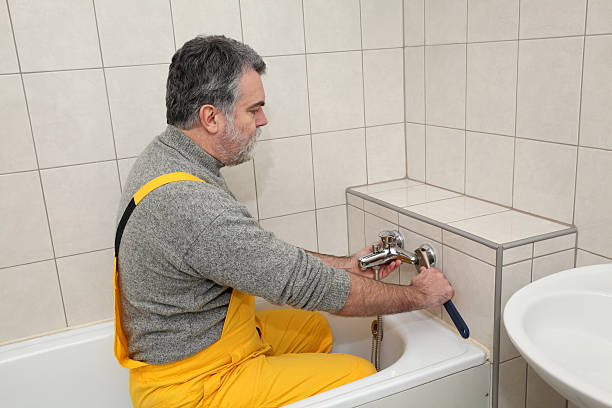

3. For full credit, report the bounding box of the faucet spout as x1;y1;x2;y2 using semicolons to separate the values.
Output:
358;231;436;271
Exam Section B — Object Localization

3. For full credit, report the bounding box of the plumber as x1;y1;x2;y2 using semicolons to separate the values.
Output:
113;35;454;408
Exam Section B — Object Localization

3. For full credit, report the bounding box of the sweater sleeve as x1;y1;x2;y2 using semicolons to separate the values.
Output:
182;204;351;313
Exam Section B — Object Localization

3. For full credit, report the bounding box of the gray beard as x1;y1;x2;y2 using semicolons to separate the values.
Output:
218;121;260;166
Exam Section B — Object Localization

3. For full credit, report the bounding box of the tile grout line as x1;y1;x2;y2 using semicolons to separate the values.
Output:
237;0;245;42
464;1;469;195
5;0;69;327
168;0;177;51
401;0;408;179
423;0;427;183
512;0;522;212
358;0;369;185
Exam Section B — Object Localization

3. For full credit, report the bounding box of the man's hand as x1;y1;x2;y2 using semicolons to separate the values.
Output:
409;266;454;309
348;245;402;280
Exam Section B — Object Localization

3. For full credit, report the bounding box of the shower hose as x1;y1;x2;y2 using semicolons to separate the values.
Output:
370;267;383;371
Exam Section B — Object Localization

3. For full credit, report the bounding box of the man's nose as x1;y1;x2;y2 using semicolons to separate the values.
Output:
255;108;268;127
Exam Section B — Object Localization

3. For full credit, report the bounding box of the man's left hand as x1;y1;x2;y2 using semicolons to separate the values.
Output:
348;245;402;280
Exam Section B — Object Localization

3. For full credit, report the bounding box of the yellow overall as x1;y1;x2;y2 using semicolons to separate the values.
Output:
114;172;376;408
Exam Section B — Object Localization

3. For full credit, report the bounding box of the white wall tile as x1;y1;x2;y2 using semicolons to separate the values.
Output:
347;193;364;209
363;48;404;126
0;260;66;343
466;41;517;137
425;44;466;129
465;132;514;206
348;205;365;254
513;138;577;224
425;126;465;193
41;161;121;257
23;70;115;168
405;46;425;123
366;124;406;183
260;55;310;140
303;0;361;53
516;37;583;145
9;0;101;71
361;0;403;49
241;0;304;56
442;246;496;352
220;160;259;219
467;0;519;42
442;230;497;265
370;184;460;208
405;123;425;181
56;249;114;326
352;178;422;194
407;196;507;224
519;0;587;39
526;366;566;408
364;200;399;224
425;0;467;45
398;213;442;242
503;244;533;266
0;75;37;173
259;211;318;252
579;35;612;150
404;0;424;46
105;64;167;158
307;51;364;133
533;233;576;257
501;260;531;362
0;1;18;73
574;147;612;258
586;0;612;35
532;249;575;281
576;249;612;267
0;172;53;268
171;0;242;47
499;358;527;408
117;157;137;191
364;212;398;245
253;136;314;219
312;128;367;208
316;205;349;257
95;0;174;66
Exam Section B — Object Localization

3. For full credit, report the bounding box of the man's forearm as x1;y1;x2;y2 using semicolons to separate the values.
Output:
305;250;352;272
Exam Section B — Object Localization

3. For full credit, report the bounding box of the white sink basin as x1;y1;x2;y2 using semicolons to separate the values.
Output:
504;263;612;408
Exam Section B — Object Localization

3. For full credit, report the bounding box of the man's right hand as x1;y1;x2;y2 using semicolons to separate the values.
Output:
409;267;454;310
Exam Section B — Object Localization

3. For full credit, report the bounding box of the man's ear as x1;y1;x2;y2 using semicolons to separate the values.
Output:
199;105;223;135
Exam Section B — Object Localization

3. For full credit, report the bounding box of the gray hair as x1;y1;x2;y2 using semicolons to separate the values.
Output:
166;35;266;130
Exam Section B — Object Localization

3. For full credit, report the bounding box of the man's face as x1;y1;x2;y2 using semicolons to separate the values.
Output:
218;69;267;166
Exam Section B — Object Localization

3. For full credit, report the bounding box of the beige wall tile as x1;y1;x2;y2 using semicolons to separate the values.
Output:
442;246;496;352
364;213;398;246
501;260;532;362
371;184;461;208
398;213;442;242
56;249;114;326
9;0;101;71
0;75;37;173
95;0;174;66
526;365;567;408
346;193;364;209
442;230;497;265
513;138;577;224
117;157;137;191
575;249;612;267
579;35;612;150
171;0;242;47
405;123;426;182
361;0;403;49
574;148;612;258
105;65;168;159
532;249;575;281
465;132;514;206
220;160;259;219
0;172;53;268
307;51;364;133
317;205;349;257
503;244;533;266
364;200;399;225
404;0;424;46
586;0;612;35
466;42;517;137
23;70;115;168
407;196;507;224
425;126;465;193
313;129;367;208
260;55;310;140
405;46;425;123
41;161;121;257
259;211;318;252
253;136;314;219
0;1;18;73
425;0;467;45
352;178;423;194
519;0;586;39
303;0;360;53
425;44;466;129
467;0;519;42
363;48;404;126
0;260;66;343
516;37;583;145
499;357;527;408
348;206;365;254
533;233;576;257
366;124;406;183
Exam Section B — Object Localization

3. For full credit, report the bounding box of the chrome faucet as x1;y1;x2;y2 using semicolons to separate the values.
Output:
358;230;436;271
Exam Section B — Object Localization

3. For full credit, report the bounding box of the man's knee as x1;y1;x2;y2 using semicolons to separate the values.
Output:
346;354;377;379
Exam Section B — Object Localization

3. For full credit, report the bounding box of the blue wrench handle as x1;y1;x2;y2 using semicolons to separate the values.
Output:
443;300;470;339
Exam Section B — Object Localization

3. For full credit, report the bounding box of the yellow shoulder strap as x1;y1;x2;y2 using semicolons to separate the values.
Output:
113;172;206;368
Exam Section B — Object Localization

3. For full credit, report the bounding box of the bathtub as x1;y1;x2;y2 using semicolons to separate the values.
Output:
0;308;487;407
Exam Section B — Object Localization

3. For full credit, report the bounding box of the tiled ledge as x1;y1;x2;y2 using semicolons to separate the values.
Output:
347;178;576;252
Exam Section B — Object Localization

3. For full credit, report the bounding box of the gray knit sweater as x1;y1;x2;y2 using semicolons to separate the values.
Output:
116;125;351;364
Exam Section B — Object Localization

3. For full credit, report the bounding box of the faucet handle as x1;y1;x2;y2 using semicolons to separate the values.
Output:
415;244;436;268
377;230;404;249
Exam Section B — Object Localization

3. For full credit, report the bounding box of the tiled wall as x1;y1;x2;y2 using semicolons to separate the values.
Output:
0;0;409;344
403;0;612;267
